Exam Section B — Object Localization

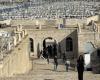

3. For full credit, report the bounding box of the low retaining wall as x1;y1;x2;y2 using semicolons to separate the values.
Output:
0;36;32;77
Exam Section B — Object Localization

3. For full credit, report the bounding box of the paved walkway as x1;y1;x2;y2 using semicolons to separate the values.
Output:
1;59;100;80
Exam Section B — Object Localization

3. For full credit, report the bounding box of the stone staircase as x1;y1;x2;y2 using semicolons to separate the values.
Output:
0;59;100;80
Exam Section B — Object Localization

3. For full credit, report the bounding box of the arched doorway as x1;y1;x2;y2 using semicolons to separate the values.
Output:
43;37;57;58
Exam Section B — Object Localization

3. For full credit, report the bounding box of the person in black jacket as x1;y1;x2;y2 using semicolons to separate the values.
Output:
77;55;84;80
54;56;58;71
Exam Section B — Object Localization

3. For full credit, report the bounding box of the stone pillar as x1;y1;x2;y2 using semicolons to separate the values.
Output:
39;25;42;29
13;36;17;46
8;42;11;51
17;26;20;31
18;33;21;42
77;24;81;33
24;29;27;35
22;30;25;38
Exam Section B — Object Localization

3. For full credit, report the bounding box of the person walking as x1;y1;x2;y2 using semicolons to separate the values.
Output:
77;55;84;80
40;50;45;59
47;54;49;64
54;56;58;71
65;60;70;72
45;48;49;64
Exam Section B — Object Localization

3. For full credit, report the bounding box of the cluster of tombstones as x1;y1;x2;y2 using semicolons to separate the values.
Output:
0;0;99;20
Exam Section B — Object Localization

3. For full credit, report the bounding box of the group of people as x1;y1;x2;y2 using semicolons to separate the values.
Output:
39;47;84;80
53;55;84;80
40;44;57;58
53;54;70;72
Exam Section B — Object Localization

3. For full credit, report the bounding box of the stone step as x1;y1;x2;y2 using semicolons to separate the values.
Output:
1;72;77;80
0;59;100;80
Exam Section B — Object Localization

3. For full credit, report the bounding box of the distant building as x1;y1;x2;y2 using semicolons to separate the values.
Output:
10;15;100;73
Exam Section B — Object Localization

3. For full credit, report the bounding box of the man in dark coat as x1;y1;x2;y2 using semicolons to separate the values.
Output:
77;55;84;80
54;56;58;71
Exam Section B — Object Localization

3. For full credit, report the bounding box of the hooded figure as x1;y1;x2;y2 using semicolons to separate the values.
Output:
77;55;84;80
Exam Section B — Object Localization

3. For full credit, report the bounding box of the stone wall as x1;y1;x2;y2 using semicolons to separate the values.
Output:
78;32;99;55
11;18;96;28
65;19;85;26
11;19;66;28
0;36;32;77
